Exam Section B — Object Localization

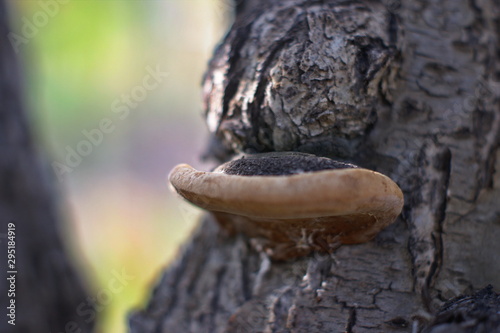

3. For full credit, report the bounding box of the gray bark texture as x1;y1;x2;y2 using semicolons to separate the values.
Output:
0;2;93;332
130;0;500;332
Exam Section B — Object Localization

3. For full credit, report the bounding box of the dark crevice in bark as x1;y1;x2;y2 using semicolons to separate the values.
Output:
248;33;296;150
478;116;500;191
220;22;255;132
388;11;399;45
405;145;452;309
385;316;410;329
425;148;452;304
424;233;442;309
354;37;393;90
240;245;252;301
345;307;356;332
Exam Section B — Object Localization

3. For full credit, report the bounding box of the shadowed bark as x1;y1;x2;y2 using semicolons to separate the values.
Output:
131;0;500;332
426;286;500;333
0;2;93;332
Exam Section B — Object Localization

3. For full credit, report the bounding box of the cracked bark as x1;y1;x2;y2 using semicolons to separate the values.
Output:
0;2;93;332
130;0;500;332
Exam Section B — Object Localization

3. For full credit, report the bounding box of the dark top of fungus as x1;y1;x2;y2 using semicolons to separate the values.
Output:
216;152;358;176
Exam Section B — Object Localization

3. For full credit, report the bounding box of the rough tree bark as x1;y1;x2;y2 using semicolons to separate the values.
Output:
130;0;500;332
0;2;93;332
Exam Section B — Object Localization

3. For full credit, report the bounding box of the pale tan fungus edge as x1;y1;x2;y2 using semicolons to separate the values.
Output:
168;164;404;224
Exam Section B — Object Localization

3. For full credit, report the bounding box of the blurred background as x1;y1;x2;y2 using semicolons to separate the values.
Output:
6;1;229;332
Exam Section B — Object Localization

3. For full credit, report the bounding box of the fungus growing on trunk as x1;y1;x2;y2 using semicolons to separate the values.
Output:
169;152;403;260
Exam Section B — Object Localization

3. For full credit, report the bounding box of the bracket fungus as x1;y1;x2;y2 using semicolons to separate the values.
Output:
169;152;403;260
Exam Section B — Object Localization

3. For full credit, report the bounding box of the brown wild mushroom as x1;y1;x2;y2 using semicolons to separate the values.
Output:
169;152;404;260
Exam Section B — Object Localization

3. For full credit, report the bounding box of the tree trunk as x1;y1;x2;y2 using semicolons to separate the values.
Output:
130;0;500;332
0;2;93;332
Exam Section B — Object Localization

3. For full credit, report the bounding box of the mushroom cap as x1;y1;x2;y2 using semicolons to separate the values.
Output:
170;164;402;221
169;156;404;259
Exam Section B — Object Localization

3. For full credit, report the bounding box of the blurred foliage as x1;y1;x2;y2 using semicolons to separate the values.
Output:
8;1;227;332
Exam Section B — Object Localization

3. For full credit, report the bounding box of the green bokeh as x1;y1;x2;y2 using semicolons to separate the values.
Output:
8;1;224;332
